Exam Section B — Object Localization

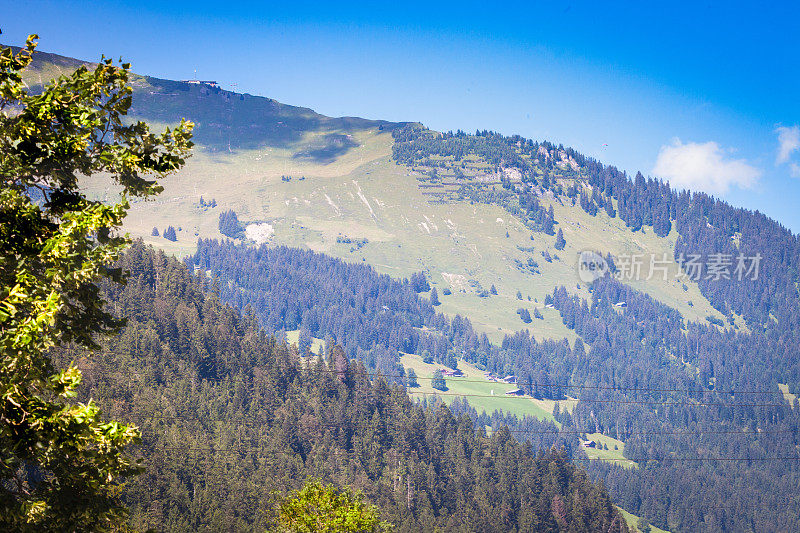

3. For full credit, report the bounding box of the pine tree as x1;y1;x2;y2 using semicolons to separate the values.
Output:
430;287;440;306
410;272;430;293
163;225;177;241
554;228;566;250
218;209;242;237
407;368;419;388
299;328;312;353
151;227;159;237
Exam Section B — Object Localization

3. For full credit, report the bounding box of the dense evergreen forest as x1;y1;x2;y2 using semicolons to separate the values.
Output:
61;242;628;532
191;240;458;377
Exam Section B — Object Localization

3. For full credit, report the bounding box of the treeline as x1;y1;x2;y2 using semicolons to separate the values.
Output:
189;239;548;381
392;125;581;179
392;125;571;235
58;241;628;532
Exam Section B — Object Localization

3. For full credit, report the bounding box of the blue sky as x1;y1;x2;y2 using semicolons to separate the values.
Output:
4;1;799;231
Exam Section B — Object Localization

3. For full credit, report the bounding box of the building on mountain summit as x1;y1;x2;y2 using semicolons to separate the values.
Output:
183;79;219;88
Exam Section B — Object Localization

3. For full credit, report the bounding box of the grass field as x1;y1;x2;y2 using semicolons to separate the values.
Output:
399;353;562;424
617;507;671;533
82;130;725;345
398;354;638;469
583;432;637;469
779;383;798;406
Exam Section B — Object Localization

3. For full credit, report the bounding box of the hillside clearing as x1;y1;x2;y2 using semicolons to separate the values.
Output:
399;353;558;424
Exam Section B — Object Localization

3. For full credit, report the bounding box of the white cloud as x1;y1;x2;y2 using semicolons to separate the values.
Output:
791;162;800;179
776;125;800;164
652;139;761;195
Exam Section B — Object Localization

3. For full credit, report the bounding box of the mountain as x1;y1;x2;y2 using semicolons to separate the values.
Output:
19;51;725;345
25;46;800;532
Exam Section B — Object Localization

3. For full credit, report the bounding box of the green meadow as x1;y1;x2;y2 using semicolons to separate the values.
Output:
399;353;559;424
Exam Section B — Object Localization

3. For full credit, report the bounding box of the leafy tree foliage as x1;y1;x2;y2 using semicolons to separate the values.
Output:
274;479;391;532
0;36;192;530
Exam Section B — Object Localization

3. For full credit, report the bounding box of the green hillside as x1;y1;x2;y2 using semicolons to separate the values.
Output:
19;46;727;345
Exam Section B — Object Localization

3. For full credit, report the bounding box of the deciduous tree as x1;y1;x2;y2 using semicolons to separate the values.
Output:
0;34;192;530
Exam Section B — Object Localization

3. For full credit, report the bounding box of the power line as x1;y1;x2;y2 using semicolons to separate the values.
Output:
144;444;800;463
83;350;795;398
307;367;792;397
125;412;800;438
406;390;790;408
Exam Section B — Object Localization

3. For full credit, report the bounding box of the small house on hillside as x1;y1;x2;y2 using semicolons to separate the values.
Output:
505;388;525;396
581;440;596;448
502;375;517;384
442;368;464;377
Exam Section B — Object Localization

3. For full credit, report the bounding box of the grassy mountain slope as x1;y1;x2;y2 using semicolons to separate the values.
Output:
19;46;725;343
104;136;724;341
